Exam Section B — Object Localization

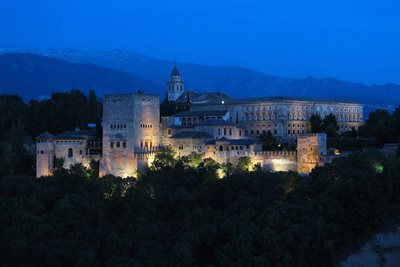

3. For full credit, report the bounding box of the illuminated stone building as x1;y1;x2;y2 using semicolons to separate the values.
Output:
36;129;102;177
99;92;160;177
36;65;362;177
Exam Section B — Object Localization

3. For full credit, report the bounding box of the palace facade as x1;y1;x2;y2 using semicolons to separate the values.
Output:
36;66;363;177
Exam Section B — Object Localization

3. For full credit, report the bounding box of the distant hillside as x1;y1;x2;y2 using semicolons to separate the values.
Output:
6;48;399;106
0;49;399;108
0;53;160;100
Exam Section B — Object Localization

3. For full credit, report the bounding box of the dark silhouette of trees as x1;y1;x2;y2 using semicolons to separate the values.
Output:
1;149;399;266
0;90;102;177
259;131;278;150
309;113;323;133
322;113;339;138
309;113;338;137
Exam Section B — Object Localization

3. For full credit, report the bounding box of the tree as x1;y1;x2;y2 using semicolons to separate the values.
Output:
259;131;278;150
322;113;338;138
235;156;253;173
309;114;323;133
160;94;177;117
362;109;395;143
181;152;203;168
53;157;65;171
150;145;177;170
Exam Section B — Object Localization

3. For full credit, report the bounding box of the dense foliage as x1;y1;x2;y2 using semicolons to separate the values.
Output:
309;108;400;151
1;151;399;266
0;90;102;177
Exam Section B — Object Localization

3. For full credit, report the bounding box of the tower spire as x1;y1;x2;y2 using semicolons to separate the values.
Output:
166;63;184;101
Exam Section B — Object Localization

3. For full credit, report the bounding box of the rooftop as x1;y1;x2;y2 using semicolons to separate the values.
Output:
173;110;228;117
195;119;234;126
205;138;257;145
36;132;55;140
170;66;180;76
189;94;362;106
171;131;214;139
36;129;98;140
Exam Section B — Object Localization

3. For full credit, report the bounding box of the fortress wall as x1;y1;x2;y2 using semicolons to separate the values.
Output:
101;93;160;177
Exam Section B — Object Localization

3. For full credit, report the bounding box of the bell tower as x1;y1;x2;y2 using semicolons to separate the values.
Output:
166;64;184;101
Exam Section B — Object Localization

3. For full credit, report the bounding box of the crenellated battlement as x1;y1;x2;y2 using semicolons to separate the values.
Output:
104;92;159;102
254;150;297;157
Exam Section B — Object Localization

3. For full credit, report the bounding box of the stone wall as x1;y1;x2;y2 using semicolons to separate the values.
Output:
100;92;160;177
191;99;363;141
36;139;54;177
297;133;327;174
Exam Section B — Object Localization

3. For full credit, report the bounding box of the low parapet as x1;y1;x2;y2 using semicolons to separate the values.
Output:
254;150;297;157
104;92;159;101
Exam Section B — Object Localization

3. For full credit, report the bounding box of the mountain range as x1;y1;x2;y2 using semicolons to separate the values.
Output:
0;48;399;109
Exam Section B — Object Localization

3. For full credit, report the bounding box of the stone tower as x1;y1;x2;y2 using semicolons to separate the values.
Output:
36;132;55;177
297;133;327;174
166;64;184;101
100;92;160;177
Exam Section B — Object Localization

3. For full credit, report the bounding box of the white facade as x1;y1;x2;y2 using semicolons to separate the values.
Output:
166;65;184;101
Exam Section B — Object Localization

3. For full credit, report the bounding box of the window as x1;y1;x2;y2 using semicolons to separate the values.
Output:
123;141;126;148
140;141;143;147
168;129;172;135
239;130;242;136
68;148;73;158
110;142;114;148
229;128;232;135
224;128;226;135
218;128;221;135
79;150;82;155
116;142;120;148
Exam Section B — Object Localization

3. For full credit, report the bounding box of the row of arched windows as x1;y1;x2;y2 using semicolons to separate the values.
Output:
110;124;127;129
140;124;152;128
168;85;184;91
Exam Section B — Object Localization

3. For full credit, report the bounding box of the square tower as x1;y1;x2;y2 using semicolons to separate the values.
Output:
297;133;327;174
100;92;160;177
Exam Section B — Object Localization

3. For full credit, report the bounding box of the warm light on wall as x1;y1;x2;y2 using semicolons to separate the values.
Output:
269;158;293;172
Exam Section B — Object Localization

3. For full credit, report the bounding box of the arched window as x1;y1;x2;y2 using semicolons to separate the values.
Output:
68;148;73;158
219;145;223;152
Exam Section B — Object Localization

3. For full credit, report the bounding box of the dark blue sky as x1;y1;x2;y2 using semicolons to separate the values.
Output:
1;0;399;84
